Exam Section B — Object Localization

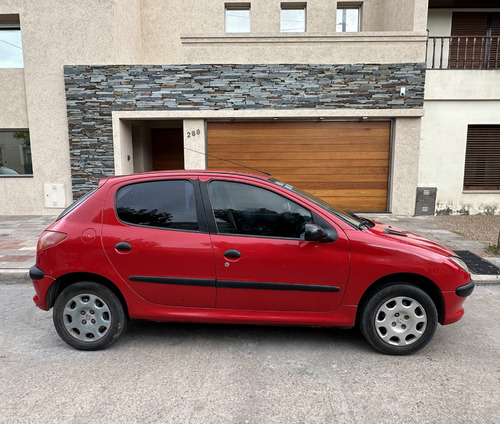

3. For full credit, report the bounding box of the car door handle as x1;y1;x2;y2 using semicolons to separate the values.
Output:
115;242;132;251
224;249;241;259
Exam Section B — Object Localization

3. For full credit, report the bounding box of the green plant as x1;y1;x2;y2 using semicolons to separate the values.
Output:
13;131;30;148
485;245;500;256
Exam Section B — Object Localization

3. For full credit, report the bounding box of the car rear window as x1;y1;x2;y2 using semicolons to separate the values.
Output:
115;180;199;231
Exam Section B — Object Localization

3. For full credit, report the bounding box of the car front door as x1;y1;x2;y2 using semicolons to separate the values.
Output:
203;179;350;312
101;178;216;308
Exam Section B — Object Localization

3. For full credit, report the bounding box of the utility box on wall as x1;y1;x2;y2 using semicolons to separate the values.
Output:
415;187;437;216
44;183;66;208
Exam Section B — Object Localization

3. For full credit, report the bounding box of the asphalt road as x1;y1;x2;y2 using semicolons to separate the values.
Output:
0;282;499;424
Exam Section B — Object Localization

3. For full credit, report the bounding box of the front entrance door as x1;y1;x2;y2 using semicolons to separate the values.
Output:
152;128;184;170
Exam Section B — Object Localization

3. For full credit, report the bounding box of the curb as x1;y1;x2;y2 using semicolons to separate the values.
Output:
473;275;500;284
0;269;31;285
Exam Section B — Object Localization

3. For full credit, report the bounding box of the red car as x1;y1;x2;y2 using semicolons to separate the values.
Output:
30;170;474;354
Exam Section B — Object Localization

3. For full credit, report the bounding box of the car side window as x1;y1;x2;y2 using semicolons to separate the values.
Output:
208;181;312;238
116;180;199;231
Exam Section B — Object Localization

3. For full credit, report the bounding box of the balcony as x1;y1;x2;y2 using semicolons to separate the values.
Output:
427;36;500;70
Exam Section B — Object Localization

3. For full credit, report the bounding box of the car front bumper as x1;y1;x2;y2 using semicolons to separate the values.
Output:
441;279;475;325
456;279;475;297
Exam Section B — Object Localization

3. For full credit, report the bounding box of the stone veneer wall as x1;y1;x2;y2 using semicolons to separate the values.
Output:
64;63;426;198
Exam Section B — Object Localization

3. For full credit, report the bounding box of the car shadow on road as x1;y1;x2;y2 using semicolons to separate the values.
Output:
120;320;371;353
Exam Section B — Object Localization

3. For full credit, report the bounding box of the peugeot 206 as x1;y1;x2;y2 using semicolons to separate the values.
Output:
30;171;474;354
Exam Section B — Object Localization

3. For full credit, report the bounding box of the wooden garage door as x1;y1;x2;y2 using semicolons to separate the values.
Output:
207;121;390;212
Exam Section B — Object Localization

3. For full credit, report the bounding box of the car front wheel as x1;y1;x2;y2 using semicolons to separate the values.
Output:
360;283;438;355
53;282;128;350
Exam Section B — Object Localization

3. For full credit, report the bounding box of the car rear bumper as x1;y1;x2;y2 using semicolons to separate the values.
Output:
30;265;54;311
29;265;44;281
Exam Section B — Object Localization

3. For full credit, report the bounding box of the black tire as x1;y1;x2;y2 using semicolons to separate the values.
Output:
360;283;438;355
53;282;128;351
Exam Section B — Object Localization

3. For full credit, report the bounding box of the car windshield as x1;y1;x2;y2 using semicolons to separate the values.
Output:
269;179;363;228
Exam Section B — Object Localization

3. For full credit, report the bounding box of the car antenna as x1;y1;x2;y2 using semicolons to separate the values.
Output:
183;147;273;177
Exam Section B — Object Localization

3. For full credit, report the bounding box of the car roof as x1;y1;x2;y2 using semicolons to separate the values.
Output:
98;169;272;187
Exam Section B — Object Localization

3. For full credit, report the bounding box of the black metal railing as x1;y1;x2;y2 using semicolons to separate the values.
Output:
427;36;500;70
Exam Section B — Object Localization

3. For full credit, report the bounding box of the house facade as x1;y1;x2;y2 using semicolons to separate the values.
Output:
1;0;496;216
422;0;500;214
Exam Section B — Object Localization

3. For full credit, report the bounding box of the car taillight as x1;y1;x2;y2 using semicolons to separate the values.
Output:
37;231;68;250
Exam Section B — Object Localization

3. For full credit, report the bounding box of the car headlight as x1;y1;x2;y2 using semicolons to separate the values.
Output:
449;256;469;273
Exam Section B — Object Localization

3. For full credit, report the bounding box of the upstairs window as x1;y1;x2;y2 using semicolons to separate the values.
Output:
225;3;251;33
336;6;360;32
0;15;23;68
280;3;306;33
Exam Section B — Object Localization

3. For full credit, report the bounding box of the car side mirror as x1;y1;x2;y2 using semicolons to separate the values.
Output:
304;223;328;242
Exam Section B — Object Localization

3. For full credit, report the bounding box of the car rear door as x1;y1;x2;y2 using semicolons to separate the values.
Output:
202;178;350;312
101;177;216;307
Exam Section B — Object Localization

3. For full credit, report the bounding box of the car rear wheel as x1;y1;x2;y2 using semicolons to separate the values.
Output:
360;283;438;355
53;282;127;350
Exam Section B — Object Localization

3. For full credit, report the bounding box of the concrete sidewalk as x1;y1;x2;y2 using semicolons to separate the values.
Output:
0;214;498;285
0;216;57;284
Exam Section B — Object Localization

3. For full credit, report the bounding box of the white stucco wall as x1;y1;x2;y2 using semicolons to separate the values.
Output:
143;0;427;64
427;9;452;36
420;72;500;215
391;117;423;215
0;69;28;128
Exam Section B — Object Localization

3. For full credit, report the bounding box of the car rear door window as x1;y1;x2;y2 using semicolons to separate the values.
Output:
116;180;199;231
208;181;312;238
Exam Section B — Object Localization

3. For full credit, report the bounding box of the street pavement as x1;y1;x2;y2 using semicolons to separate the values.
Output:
0;282;498;423
0;214;498;285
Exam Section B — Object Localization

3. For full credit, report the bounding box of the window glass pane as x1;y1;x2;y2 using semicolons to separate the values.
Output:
281;8;306;33
209;181;312;238
225;8;251;33
116;180;199;231
0;131;32;175
0;29;23;68
336;8;360;32
271;179;363;228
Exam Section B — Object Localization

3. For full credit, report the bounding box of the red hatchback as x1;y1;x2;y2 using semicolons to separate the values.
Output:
30;171;474;354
